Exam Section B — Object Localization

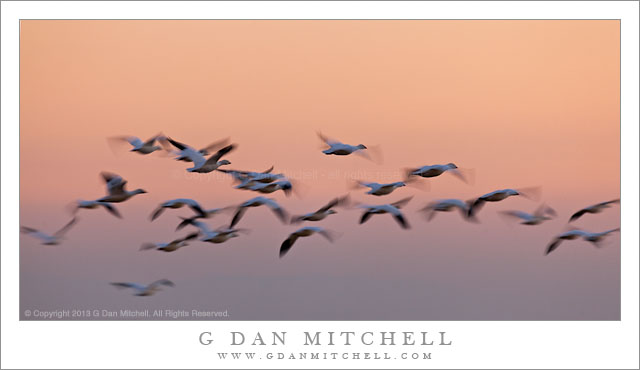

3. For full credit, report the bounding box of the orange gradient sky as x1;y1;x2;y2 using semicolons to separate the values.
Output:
20;20;620;320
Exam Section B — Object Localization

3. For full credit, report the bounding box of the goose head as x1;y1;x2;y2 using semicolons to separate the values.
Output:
357;144;367;149
325;209;337;215
133;189;148;195
447;163;458;169
218;160;231;165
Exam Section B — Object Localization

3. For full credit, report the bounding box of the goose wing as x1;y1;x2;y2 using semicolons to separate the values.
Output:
569;209;588;222
110;282;145;291
262;198;287;223
317;195;349;213
545;238;563;255
204;144;236;165
150;279;175;288
100;203;122;218
279;233;300;258
230;207;248;228
199;137;231;154
53;217;77;237
389;208;410;229
360;210;374;224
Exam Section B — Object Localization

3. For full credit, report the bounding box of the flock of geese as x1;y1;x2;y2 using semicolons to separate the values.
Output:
20;133;621;297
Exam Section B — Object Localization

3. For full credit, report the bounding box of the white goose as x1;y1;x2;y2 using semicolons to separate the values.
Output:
318;132;370;158
150;198;207;221
110;279;175;296
140;232;199;252
405;163;468;183
500;204;557;225
545;228;620;255
159;136;230;162
167;138;235;173
569;199;620;222
20;217;78;245
219;166;282;184
247;180;294;196
72;200;121;219
290;195;350;224
181;219;246;244
96;172;147;203
421;199;475;222
279;227;335;258
108;134;163;154
358;196;412;229
230;196;288;228
468;189;522;217
355;181;406;196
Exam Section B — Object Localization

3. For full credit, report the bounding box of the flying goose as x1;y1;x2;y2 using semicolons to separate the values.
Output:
96;172;147;203
420;199;475;222
219;166;282;184
355;181;406;196
175;206;234;231
358;196;412;229
569;199;620;222
150;198;207;221
545;228;620;255
181;219;246;244
405;163;469;183
318;132;370;158
108;134;164;154
159;136;231;162
500;204;557;225
279;227;335;258
140;232;199;252
110;279;175;296
167;138;235;173
230;196;288;228
468;189;522;217
246;180;294;196
71;200;122;219
290;195;350;223
20;217;78;245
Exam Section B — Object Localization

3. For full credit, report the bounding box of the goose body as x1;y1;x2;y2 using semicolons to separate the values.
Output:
279;226;334;258
166;138;235;173
109;134;163;154
545;228;620;255
569;199;620;222
468;189;520;217
318;133;368;156
406;163;466;182
181;219;245;244
247;180;293;196
110;279;175;296
20;217;78;245
421;199;474;222
140;232;199;252
159;136;230;162
96;172;147;203
357;181;406;196
358;196;412;229
501;204;556;225
230;196;287;227
291;196;349;223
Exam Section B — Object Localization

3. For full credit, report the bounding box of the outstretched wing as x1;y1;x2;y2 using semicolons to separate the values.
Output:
279;234;299;258
199;137;231;154
545;239;563;255
54;217;77;238
360;211;374;224
100;203;122;218
230;207;247;228
166;137;189;150
569;209;587;222
204;144;236;165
